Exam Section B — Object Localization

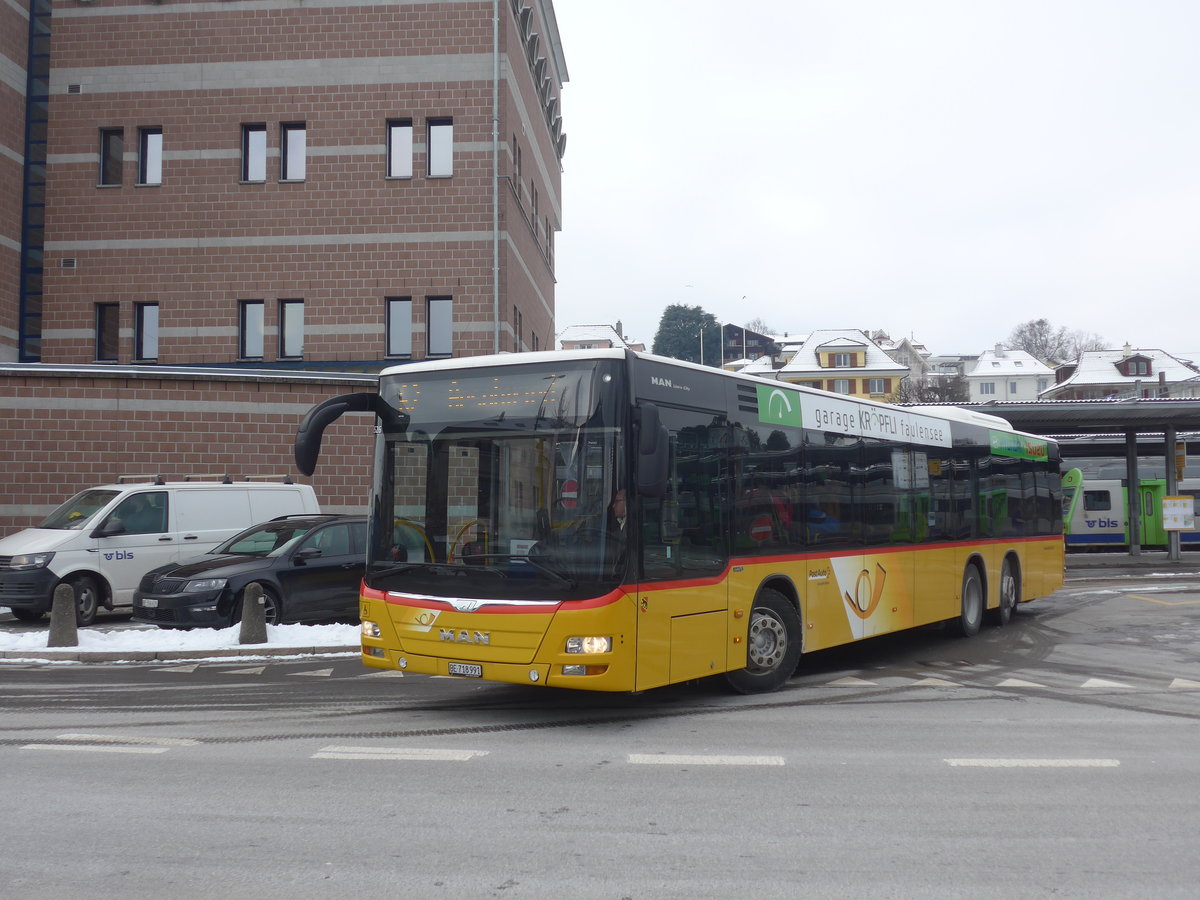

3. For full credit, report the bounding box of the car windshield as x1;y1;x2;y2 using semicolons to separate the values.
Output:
215;520;316;557
38;490;120;530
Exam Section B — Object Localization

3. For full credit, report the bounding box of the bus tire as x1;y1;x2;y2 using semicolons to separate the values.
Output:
987;557;1018;627
725;588;802;694
955;564;983;637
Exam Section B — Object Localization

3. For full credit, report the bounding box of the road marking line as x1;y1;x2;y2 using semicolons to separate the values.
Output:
57;733;200;746
288;668;334;677
1169;678;1200;690
827;676;876;686
911;677;960;687
222;667;266;675
312;746;488;761
1081;678;1132;689
152;664;199;673
996;678;1045;687
1131;594;1200;606
946;759;1119;768
628;754;785;766
21;743;170;755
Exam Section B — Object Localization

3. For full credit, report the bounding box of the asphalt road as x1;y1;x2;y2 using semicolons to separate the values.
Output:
2;567;1199;899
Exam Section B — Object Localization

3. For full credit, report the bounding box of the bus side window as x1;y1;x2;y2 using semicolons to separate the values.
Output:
1083;490;1111;512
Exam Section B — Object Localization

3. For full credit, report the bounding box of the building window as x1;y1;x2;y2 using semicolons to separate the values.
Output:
387;119;413;178
427;118;453;177
99;128;124;186
1037;378;1048;392
831;379;851;394
278;299;304;359
833;352;853;368
427;296;452;356
386;297;413;357
980;382;996;395
95;303;119;361
239;300;264;359
134;302;159;361
137;128;162;185
868;378;886;395
281;123;306;180
1009;381;1018;394
242;124;266;182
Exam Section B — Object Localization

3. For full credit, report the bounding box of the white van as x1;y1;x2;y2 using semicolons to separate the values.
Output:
0;478;319;625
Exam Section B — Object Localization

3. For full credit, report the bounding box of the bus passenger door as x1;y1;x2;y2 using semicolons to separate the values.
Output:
634;416;730;691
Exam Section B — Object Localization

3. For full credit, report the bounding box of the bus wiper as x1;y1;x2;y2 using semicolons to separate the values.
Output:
371;562;508;580
461;553;576;588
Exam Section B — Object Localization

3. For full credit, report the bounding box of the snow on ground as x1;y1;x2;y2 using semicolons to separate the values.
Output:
0;618;359;655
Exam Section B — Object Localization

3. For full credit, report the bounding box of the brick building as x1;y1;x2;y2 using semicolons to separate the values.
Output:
0;0;568;533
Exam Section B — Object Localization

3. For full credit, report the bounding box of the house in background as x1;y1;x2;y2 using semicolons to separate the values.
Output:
557;322;645;351
741;329;907;400
965;345;1054;402
1042;346;1200;399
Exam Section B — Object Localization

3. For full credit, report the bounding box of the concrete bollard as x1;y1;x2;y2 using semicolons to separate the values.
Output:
238;582;268;645
47;583;79;648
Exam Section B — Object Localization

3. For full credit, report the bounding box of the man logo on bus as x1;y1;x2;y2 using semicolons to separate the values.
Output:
756;384;803;428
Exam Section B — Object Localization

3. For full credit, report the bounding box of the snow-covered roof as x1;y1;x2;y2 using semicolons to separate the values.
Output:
966;348;1054;379
557;324;631;348
1051;348;1200;388
777;329;908;375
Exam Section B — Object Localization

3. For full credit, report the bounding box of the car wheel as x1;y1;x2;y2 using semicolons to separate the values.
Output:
987;557;1018;627
9;608;44;623
955;564;983;637
725;587;802;694
69;576;100;627
261;587;282;625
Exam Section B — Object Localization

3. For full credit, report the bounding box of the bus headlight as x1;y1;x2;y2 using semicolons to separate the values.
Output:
361;620;381;638
565;636;612;654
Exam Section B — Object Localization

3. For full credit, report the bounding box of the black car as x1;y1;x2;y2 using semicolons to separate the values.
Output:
132;515;366;628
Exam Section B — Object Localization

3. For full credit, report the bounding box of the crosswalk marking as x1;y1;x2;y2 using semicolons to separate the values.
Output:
945;758;1120;768
56;733;199;746
22;743;170;755
628;754;785;766
312;746;488;761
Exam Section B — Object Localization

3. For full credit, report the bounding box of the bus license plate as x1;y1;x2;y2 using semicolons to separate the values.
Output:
448;662;482;678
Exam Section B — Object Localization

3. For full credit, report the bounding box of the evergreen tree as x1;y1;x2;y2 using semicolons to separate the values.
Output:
651;304;721;365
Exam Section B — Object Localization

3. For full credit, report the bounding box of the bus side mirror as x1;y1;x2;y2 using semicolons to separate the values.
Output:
636;404;669;499
295;392;408;476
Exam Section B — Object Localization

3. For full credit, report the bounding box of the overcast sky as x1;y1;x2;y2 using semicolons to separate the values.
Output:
550;1;1200;357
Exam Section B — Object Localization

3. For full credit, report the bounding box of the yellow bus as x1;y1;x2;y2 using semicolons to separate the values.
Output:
295;349;1064;693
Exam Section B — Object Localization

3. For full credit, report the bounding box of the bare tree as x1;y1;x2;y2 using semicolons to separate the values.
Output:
1007;319;1108;365
743;317;775;336
897;375;968;403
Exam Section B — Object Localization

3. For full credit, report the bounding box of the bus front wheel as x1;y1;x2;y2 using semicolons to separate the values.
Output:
955;564;984;637
725;588;802;694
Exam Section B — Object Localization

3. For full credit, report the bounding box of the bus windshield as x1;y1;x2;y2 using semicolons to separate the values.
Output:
367;361;627;600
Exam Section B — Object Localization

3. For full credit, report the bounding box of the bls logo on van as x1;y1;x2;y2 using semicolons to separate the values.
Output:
1084;518;1120;529
102;550;135;561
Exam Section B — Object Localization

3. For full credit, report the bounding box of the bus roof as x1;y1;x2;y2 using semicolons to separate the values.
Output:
379;349;1053;444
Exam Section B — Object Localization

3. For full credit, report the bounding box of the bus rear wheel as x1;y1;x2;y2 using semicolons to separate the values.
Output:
987;558;1018;627
725;588;802;694
955;564;983;637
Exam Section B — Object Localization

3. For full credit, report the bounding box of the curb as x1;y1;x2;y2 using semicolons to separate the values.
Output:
0;645;357;663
